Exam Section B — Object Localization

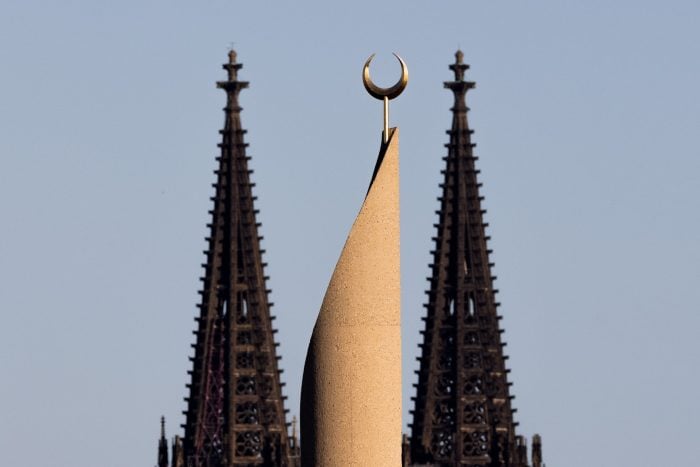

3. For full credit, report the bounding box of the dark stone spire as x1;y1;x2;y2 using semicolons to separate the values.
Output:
171;436;184;467
158;417;169;467
288;416;300;460
174;50;297;467
531;434;543;467
408;51;535;466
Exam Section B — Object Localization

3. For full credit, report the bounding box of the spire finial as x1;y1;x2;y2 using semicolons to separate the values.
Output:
224;49;241;82
219;48;244;85
217;49;249;98
449;49;469;82
160;416;166;438
445;50;474;107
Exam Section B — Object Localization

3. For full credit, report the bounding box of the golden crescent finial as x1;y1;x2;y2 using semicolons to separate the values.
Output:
362;53;408;100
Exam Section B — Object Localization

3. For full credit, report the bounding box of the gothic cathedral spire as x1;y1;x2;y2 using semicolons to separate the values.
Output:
161;50;299;467
407;51;542;466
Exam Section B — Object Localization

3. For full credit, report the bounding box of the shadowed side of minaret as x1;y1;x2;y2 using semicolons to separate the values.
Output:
300;129;402;466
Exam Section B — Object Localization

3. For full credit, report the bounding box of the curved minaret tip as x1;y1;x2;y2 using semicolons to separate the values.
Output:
228;48;237;64
301;130;401;466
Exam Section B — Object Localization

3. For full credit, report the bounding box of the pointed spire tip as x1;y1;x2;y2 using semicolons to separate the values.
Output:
447;49;472;87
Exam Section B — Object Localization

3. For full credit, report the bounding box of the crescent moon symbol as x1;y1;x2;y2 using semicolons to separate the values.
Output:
363;53;408;100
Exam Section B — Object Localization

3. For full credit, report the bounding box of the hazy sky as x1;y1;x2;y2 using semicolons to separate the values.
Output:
1;1;699;466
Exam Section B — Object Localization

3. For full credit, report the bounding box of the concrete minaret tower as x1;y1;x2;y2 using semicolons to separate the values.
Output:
300;54;407;466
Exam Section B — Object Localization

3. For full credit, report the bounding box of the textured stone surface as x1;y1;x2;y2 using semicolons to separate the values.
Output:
300;129;401;466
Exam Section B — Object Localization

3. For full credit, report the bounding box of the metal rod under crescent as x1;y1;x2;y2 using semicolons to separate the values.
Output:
383;96;389;143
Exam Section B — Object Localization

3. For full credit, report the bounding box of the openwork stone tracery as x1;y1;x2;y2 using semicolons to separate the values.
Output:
407;51;542;467
158;51;300;467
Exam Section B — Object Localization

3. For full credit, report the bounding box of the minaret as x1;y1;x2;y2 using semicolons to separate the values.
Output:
408;51;542;466
300;128;402;466
173;50;297;467
300;54;406;466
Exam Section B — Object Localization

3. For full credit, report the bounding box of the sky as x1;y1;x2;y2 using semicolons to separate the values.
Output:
1;1;699;466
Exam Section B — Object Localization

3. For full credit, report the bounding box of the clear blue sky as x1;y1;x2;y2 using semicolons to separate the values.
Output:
1;1;699;466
